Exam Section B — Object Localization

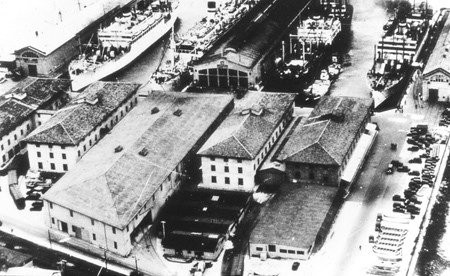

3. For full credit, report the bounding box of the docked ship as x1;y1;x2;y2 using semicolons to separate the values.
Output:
320;0;353;27
69;0;179;91
272;15;342;92
367;4;432;110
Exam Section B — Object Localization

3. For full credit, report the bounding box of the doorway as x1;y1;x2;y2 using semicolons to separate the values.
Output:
28;64;37;76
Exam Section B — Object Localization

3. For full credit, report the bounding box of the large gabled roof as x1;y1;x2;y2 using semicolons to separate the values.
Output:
423;13;450;76
276;96;373;166
24;82;140;145
198;91;295;159
43;92;233;229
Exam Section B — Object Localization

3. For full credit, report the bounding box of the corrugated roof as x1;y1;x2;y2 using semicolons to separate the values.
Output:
250;183;338;249
423;13;450;76
0;77;71;138
276;96;373;165
198;91;295;159
43;92;234;228
24;81;140;145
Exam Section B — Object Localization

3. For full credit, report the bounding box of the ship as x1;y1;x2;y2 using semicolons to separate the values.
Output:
270;15;342;93
68;0;179;91
367;3;432;110
320;0;353;27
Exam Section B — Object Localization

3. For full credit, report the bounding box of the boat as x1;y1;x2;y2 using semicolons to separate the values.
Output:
320;0;353;27
366;3;432;110
271;15;342;91
68;0;179;91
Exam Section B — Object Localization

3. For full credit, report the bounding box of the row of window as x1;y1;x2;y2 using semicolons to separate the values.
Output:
51;217;119;249
38;162;68;171
211;176;244;185
211;165;243;173
209;157;242;163
1;123;31;151
35;144;66;149
37;152;66;159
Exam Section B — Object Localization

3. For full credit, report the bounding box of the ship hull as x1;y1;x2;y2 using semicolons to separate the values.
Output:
370;66;413;111
70;9;179;91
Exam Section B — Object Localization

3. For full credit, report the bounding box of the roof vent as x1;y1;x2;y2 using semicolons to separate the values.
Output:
138;148;149;156
114;145;123;153
250;108;264;116
173;109;182;116
151;107;159;114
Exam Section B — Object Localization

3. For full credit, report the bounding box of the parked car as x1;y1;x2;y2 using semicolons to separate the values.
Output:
292;262;300;271
408;146;420;152
393;202;404;209
392;195;404;201
398;166;410;172
25;193;41;200
393;207;406;213
409;170;420;176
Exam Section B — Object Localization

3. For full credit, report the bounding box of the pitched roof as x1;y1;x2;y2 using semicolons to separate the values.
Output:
0;77;71;138
43;92;233;228
423;13;450;76
250;183;338;249
24;81;140;145
276;96;373;165
198;91;295;159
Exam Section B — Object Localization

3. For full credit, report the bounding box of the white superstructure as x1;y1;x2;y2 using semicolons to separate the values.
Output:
69;0;179;91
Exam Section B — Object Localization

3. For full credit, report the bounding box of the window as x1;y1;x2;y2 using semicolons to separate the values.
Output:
280;249;287;253
224;158;229;162
297;251;304;255
238;178;243;186
78;150;80;157
92;233;96;241
152;194;155;201
83;145;86;151
50;163;55;170
224;166;229;173
89;140;92;146
49;145;52;149
72;226;77;232
126;226;129;232
91;219;95;226
1;144;3;150
211;165;216;171
14;134;17;140
49;152;54;158
61;146;65;149
268;245;276;252
7;139;10;145
114;241;118;249
20;129;23;135
288;250;295;254
225;177;230;184
237;159;242;163
112;227;116;234
62;153;66;159
63;164;68;171
238;167;243;173
2;155;5;162
256;247;263;251
37;152;41;158
210;157;215;161
38;162;43;169
49;202;53;209
160;184;163;191
211;176;217;183
70;210;73;217
27;124;30;130
51;217;55;224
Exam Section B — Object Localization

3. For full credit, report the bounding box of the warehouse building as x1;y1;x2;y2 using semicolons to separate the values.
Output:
192;0;312;90
160;189;250;260
24;81;140;173
422;13;450;102
43;92;233;256
0;78;71;170
197;91;295;192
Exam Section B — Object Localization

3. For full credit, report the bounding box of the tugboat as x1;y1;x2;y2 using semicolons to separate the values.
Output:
366;2;432;110
272;15;342;92
68;0;179;91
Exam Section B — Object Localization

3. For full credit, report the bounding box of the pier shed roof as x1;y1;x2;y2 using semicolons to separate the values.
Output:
424;13;450;77
198;0;312;69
